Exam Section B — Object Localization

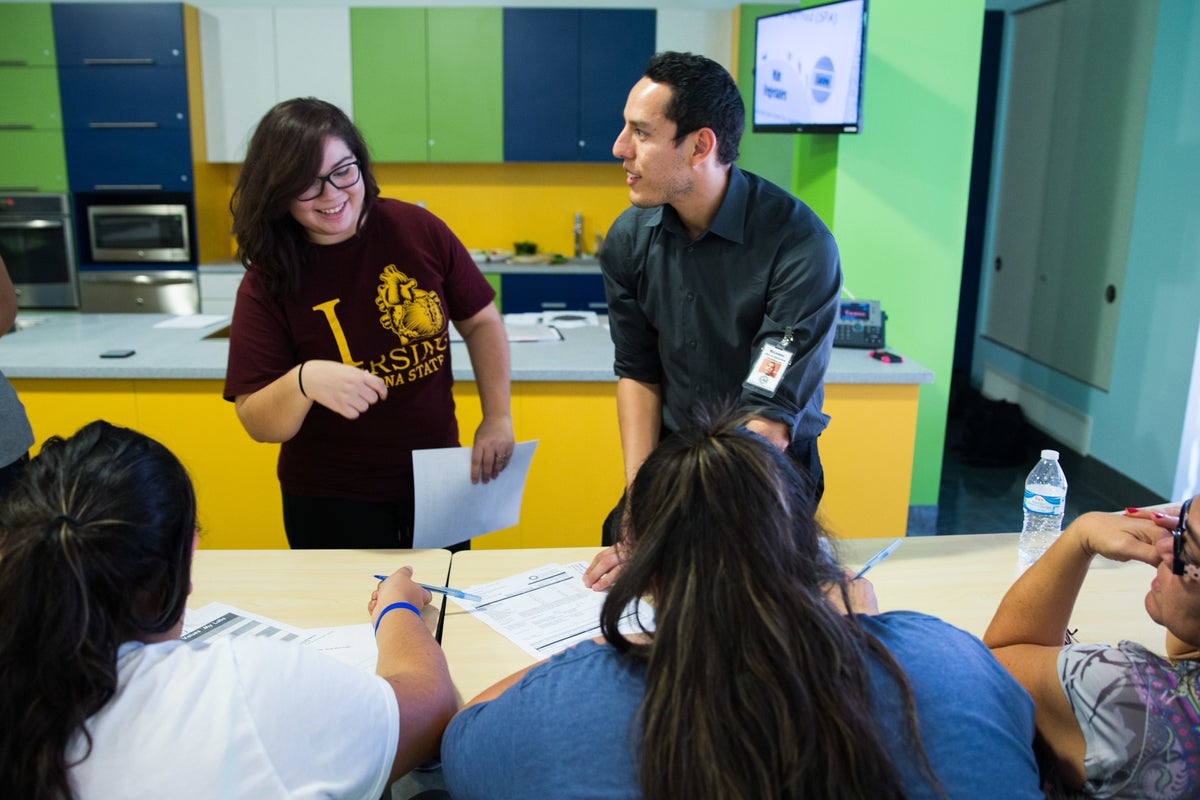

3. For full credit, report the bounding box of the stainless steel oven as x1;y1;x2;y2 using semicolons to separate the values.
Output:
74;191;199;313
84;200;192;264
0;193;80;309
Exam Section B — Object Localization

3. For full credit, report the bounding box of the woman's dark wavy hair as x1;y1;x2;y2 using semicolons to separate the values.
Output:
0;421;197;800
600;408;941;800
644;51;744;164
230;96;381;298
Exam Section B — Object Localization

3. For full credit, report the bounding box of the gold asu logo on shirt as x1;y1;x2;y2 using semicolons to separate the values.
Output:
375;264;445;345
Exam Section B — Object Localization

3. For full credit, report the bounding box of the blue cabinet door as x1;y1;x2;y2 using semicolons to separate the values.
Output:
578;10;655;162
501;273;607;313
503;9;655;163
53;3;192;193
52;3;184;67
58;66;189;129
64;128;192;191
503;9;579;162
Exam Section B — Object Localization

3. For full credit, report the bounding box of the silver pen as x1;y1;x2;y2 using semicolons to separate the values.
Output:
852;539;903;580
374;575;483;603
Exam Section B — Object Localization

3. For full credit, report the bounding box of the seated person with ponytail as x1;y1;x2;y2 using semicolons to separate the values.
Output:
439;408;1043;800
0;420;456;799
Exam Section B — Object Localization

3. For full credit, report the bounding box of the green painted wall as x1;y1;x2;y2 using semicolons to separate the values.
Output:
734;4;798;191
737;1;985;513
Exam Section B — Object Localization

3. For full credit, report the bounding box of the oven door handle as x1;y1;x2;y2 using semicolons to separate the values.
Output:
0;220;65;230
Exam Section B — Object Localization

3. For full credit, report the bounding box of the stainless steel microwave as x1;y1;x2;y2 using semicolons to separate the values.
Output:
86;203;192;263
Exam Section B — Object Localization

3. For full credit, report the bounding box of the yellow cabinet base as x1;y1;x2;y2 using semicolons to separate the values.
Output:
12;378;918;549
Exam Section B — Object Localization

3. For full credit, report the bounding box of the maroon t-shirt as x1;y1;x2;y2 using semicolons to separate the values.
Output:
224;198;495;503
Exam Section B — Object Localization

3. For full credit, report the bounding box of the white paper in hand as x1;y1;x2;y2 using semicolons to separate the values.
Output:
411;440;537;548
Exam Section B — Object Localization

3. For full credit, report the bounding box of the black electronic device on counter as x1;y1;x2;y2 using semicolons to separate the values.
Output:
834;299;886;349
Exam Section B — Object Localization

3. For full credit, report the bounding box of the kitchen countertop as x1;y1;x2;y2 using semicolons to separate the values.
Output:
0;312;934;385
198;260;603;275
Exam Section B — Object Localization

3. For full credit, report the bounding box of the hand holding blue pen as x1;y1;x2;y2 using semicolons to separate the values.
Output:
374;574;483;603
852;539;903;580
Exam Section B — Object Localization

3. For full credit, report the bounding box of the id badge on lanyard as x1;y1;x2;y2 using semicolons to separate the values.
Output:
743;328;796;398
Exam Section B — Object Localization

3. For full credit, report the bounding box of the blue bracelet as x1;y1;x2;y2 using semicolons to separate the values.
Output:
374;601;422;635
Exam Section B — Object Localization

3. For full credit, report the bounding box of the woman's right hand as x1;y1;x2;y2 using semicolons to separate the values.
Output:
1071;510;1165;567
825;572;880;615
301;360;388;419
369;566;432;619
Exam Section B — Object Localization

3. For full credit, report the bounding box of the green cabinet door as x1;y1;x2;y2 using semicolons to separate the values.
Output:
351;7;502;163
427;7;502;163
0;67;62;128
0;130;67;191
0;3;56;66
350;8;429;162
0;5;64;191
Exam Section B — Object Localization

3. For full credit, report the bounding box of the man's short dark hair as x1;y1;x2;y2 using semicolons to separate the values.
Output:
644;51;744;165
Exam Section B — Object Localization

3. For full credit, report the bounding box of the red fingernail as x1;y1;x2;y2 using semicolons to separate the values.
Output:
1153;512;1166;519
1125;507;1140;514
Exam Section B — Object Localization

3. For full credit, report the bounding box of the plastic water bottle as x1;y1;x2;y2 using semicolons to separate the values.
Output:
1018;449;1068;568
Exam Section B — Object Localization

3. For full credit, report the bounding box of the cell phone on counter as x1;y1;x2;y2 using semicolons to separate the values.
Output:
100;349;135;358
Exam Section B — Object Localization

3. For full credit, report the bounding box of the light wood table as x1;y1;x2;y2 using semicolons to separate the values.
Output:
441;536;1169;704
834;534;1165;649
441;547;602;703
189;549;453;639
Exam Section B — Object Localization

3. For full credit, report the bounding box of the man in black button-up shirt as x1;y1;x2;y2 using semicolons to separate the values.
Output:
586;52;842;582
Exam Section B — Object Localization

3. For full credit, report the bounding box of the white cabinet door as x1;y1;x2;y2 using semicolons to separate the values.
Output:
985;0;1155;390
200;7;352;163
274;9;353;118
200;8;277;163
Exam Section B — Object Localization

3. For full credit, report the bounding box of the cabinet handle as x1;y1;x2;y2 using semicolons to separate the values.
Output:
541;302;568;310
0;124;34;130
0;60;28;67
93;184;164;191
83;58;155;66
587;302;608;311
83;275;194;287
88;122;160;129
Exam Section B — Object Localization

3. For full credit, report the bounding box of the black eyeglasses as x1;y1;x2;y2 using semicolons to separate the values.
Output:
1173;497;1197;578
297;161;361;201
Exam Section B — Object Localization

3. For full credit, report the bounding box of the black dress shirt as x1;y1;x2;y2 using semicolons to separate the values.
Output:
600;165;842;444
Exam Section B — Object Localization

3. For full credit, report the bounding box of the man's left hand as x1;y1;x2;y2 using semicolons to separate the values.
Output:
745;416;790;451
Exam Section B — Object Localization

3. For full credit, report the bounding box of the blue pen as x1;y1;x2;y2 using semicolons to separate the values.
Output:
852;539;903;580
374;575;482;603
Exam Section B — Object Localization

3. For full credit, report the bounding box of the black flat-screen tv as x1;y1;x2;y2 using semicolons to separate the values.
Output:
752;0;868;134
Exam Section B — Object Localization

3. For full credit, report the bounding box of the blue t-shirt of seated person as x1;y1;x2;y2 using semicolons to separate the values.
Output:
441;611;1042;800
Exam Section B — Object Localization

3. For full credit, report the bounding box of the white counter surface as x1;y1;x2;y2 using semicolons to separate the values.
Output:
0;312;933;384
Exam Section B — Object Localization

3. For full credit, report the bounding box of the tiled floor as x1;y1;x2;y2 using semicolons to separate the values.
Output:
935;380;1129;535
936;432;1124;535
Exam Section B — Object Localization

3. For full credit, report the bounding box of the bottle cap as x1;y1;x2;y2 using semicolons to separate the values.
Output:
1041;449;1060;460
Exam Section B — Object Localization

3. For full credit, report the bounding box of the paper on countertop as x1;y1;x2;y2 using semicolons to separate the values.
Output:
411;440;537;549
182;601;378;671
153;314;230;329
449;561;655;659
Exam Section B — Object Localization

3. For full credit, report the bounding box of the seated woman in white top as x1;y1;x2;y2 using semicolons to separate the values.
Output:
0;420;456;799
441;408;1043;800
985;501;1200;798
